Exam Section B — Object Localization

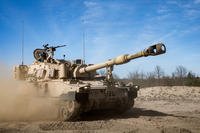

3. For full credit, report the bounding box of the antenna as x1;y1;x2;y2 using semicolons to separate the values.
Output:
82;19;86;64
21;20;24;65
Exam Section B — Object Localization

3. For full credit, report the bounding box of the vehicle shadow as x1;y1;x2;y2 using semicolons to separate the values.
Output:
80;107;173;121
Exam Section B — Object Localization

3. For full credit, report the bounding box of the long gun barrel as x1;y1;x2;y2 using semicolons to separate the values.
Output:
79;43;166;74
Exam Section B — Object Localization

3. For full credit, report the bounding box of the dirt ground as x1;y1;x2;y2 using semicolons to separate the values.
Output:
0;86;200;133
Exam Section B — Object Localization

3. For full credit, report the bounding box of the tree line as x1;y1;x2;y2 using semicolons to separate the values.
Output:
116;65;200;87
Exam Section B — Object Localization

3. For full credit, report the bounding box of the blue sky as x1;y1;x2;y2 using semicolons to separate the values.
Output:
0;0;200;77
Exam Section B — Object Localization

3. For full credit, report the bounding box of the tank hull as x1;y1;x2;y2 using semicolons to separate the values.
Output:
63;86;137;112
34;81;138;121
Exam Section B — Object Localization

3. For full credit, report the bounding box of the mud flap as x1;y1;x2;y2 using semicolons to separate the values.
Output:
60;92;76;101
60;92;89;103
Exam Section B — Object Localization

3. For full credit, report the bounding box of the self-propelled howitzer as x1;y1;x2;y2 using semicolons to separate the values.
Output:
14;43;166;121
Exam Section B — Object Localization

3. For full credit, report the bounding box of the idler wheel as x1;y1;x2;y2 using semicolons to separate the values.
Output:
58;101;80;121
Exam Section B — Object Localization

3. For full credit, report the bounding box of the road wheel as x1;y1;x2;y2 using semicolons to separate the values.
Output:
58;101;80;121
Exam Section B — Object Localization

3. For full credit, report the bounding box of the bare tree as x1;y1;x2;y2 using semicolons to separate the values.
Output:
140;71;145;80
128;70;139;80
174;65;187;78
146;72;155;79
154;65;164;79
187;71;195;78
127;70;145;80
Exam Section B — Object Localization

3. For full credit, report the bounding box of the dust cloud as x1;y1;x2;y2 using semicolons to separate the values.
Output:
0;64;58;121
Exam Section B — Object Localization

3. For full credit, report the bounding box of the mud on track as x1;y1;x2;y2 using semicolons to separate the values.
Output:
0;86;200;133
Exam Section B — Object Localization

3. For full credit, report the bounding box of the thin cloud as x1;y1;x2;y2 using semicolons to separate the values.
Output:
166;0;200;20
82;1;103;24
157;5;170;14
184;9;200;19
194;0;200;4
151;30;177;44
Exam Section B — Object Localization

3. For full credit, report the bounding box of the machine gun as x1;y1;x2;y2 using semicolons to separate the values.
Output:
33;44;66;62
